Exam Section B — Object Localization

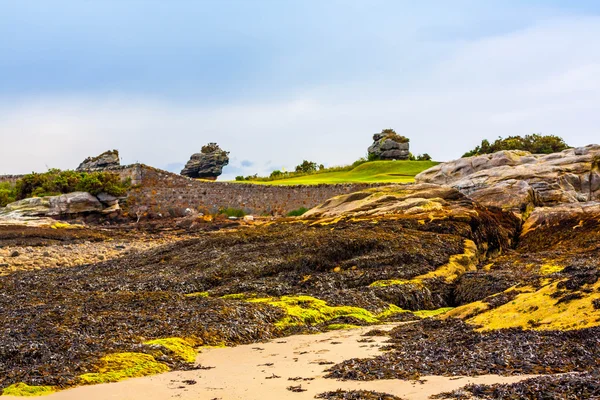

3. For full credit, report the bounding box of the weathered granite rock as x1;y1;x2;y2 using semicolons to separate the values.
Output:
77;150;120;170
181;145;230;179
306;183;478;219
0;192;103;217
368;133;410;160
415;145;600;212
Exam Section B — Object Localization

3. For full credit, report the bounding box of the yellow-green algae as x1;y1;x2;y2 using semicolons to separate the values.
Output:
78;352;169;385
144;337;198;363
446;280;600;331
467;280;600;331
370;239;478;287
539;263;565;275
2;383;55;397
413;307;454;318
184;291;209;298
326;324;361;330
247;295;407;328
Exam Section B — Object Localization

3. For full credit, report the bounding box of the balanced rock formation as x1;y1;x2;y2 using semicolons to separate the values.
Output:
77;150;120;171
368;130;410;160
415;145;600;213
181;143;230;180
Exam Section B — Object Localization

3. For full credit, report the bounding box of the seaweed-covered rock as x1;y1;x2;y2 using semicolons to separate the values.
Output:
180;143;229;180
415;145;600;212
77;150;120;171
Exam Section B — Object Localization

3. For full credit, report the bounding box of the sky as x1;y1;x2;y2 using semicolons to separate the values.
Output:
1;1;600;180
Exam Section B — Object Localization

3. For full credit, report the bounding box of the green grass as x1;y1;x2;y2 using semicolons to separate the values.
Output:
238;161;438;185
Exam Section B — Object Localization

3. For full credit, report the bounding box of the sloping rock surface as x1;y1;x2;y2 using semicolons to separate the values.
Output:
77;150;120;170
415;145;600;212
0;192;103;217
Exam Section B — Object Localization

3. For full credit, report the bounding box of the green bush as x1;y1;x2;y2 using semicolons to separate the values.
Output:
14;169;130;200
380;128;409;143
463;134;570;157
0;182;17;207
286;207;309;217
295;160;318;174
219;207;246;218
417;153;432;161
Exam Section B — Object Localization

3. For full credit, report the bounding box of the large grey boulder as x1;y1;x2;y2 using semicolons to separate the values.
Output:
415;145;600;213
368;133;410;160
77;150;120;170
0;192;103;217
181;144;230;180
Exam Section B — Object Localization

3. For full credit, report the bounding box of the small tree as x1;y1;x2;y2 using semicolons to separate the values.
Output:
417;153;432;161
270;170;283;179
295;160;318;174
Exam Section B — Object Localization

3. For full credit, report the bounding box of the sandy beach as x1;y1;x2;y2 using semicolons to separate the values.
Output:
14;324;536;400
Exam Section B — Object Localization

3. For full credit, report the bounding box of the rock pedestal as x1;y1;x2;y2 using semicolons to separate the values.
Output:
181;148;229;180
368;133;410;160
77;150;120;170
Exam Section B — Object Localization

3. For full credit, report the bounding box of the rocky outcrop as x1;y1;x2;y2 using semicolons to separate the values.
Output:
0;192;117;219
77;150;120;171
368;133;410;160
415;145;600;213
181;145;229;180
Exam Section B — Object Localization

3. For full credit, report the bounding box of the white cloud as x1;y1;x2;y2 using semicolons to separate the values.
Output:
1;17;599;180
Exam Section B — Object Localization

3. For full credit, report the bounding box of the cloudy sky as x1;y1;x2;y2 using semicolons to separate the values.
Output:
1;1;599;179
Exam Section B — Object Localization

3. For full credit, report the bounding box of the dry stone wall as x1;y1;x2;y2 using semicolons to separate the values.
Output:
119;165;387;217
0;175;24;185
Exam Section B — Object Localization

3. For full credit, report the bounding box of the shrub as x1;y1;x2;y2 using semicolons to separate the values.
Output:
380;128;409;143
270;170;284;179
463;134;570;157
417;153;432;161
295;160;318;174
219;207;246;218
0;182;16;207
201;142;229;155
286;207;309;217
14;169;130;200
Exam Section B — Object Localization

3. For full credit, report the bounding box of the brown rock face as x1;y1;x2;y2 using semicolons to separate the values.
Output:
415;145;600;213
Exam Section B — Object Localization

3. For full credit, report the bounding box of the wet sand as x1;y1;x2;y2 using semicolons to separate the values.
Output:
20;324;536;400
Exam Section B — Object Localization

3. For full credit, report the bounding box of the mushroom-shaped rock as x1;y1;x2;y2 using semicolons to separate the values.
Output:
181;143;230;180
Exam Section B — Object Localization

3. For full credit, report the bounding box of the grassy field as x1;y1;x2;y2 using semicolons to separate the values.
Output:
240;160;438;185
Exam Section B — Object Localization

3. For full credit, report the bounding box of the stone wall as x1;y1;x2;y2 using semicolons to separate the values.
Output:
0;175;23;185
1;165;393;216
120;165;388;217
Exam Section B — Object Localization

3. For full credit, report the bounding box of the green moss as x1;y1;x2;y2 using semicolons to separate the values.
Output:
2;383;55;397
327;324;361;330
78;352;169;385
144;338;197;363
413;307;454;318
